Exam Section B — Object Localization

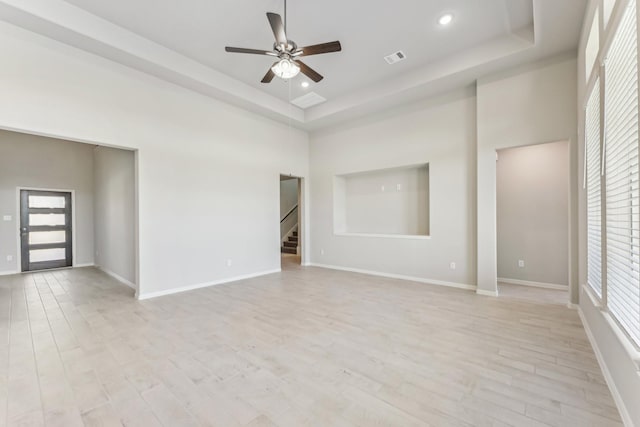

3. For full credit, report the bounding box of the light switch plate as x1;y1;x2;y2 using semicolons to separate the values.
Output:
2;215;11;221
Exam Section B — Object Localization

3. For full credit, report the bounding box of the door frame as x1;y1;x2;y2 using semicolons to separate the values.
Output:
493;139;573;306
279;173;307;267
15;186;77;273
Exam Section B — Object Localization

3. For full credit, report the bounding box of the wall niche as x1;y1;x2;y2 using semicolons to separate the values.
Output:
334;163;430;237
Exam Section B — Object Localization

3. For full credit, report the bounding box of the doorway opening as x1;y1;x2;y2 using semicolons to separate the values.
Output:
496;141;570;305
20;189;73;272
280;174;301;268
0;128;138;296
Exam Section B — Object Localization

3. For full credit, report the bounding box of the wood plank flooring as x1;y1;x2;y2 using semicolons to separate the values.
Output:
497;283;569;306
0;259;622;426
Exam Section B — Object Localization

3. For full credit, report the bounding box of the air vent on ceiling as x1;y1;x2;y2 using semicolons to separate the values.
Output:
291;92;327;109
384;51;407;65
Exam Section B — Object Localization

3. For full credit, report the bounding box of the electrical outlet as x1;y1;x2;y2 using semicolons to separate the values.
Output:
226;259;232;267
320;249;325;256
397;184;402;191
381;185;385;192
6;255;12;262
518;260;525;268
450;262;456;270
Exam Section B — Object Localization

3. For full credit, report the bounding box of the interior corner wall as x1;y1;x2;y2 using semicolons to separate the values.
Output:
0;24;309;297
94;146;136;287
476;56;579;296
0;130;95;273
309;88;478;287
496;141;570;287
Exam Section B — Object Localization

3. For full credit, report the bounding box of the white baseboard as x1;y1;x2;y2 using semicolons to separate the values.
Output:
577;307;634;427
96;265;136;290
476;289;499;297
498;277;568;290
308;263;476;291
0;270;18;276
137;268;281;301
74;263;95;268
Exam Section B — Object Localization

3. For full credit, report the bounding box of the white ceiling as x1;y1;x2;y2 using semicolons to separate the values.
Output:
0;0;586;130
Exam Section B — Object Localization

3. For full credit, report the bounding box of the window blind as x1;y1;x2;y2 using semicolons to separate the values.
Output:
587;79;602;297
605;0;640;347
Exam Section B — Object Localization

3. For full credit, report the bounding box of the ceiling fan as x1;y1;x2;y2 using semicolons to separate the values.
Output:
224;0;341;83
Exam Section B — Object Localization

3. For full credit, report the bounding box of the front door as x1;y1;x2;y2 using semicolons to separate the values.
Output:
20;190;73;272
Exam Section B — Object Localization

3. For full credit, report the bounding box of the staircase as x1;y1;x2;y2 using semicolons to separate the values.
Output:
281;229;298;254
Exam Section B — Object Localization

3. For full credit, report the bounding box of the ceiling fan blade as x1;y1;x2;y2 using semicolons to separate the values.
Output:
225;47;277;56
261;67;275;83
295;60;323;82
266;12;287;45
295;41;342;57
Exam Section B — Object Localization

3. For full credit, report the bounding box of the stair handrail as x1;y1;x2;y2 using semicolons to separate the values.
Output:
281;204;298;223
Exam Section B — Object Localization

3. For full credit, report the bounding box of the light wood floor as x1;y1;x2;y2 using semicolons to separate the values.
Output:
497;283;569;306
0;261;622;426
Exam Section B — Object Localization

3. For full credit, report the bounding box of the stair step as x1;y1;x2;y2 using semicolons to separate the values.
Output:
292;231;298;236
288;236;298;243
281;247;297;254
283;241;297;248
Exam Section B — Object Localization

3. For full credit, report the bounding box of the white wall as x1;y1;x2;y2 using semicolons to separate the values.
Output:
94;146;136;287
476;56;578;296
340;165;429;235
0;23;309;297
309;88;477;288
497;141;569;286
309;57;577;291
0;130;94;273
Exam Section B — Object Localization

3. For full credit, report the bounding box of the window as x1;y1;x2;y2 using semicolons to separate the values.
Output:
604;0;640;347
604;0;616;29
586;8;600;79
587;79;602;297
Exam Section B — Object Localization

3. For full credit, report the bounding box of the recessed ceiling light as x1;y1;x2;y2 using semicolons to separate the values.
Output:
438;13;453;26
301;81;310;88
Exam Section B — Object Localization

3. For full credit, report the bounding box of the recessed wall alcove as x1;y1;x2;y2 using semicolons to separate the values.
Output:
333;163;430;238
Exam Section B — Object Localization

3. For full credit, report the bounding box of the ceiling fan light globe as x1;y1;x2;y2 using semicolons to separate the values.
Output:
272;58;300;79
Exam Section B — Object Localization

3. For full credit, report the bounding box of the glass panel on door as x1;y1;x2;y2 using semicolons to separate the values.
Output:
29;248;66;263
29;214;66;226
29;231;66;245
28;195;66;209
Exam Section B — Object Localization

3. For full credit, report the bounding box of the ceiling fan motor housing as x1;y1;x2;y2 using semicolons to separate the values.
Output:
274;40;297;56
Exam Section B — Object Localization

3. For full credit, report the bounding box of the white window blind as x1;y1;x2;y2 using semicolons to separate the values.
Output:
587;79;602;297
605;0;640;347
